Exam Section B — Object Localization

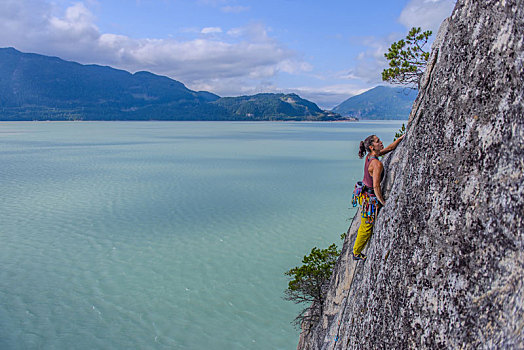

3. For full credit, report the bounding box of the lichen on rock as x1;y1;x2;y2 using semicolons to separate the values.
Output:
298;0;524;348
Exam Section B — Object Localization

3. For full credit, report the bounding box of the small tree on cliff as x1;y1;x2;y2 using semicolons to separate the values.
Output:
284;243;340;326
394;123;406;141
382;27;433;88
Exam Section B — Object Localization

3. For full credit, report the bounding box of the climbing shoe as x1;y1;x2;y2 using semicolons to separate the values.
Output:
353;253;367;261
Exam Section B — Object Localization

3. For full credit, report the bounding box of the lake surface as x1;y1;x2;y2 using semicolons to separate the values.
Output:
0;121;404;349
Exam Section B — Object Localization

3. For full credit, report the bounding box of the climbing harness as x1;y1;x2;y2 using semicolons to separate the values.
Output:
351;181;379;224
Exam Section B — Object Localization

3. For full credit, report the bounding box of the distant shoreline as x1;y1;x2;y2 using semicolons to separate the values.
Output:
0;119;412;123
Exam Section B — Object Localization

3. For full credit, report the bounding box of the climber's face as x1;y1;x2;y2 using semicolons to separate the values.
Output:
371;136;384;152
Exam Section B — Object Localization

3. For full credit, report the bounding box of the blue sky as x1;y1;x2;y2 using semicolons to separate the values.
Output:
0;0;455;108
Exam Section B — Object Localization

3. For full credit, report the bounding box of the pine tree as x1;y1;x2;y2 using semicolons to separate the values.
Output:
284;244;340;326
382;27;432;88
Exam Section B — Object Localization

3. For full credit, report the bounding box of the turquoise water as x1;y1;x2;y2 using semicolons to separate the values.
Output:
0;121;403;349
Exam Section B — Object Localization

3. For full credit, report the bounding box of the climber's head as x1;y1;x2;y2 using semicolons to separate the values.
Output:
359;135;384;158
371;136;384;153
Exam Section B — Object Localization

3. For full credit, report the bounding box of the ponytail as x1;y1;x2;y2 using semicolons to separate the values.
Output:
358;141;367;158
358;135;376;159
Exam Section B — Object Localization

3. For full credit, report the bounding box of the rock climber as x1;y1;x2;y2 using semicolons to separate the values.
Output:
353;134;404;261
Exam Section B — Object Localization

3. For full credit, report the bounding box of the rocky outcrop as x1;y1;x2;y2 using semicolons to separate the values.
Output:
298;0;523;348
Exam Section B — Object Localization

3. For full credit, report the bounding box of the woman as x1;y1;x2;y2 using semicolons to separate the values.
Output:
353;134;404;261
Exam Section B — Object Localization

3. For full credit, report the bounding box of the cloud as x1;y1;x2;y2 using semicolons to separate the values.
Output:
221;5;250;13
290;85;371;110
226;22;274;43
0;0;309;97
201;27;223;34
48;3;100;44
342;34;399;86
399;0;456;32
196;0;228;6
341;0;455;89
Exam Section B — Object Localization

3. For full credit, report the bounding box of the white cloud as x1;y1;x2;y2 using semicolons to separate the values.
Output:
399;0;456;32
226;22;274;42
201;27;222;34
47;3;100;44
0;0;309;97
226;28;244;37
290;85;371;110
196;0;228;6
221;5;250;13
343;34;398;86
277;60;313;75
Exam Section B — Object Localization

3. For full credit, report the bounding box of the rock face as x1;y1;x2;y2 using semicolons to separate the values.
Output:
298;0;523;348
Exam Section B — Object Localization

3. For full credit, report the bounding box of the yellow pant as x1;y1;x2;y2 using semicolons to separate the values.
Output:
353;216;374;255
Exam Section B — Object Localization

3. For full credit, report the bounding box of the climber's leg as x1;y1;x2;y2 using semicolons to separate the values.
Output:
353;216;374;256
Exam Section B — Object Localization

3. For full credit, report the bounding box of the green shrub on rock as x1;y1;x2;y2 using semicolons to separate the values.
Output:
284;243;340;326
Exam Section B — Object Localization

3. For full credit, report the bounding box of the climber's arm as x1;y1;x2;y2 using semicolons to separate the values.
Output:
378;134;404;156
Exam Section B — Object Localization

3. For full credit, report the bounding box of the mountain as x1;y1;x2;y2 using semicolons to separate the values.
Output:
0;47;345;121
0;47;225;120
212;93;343;121
332;86;417;120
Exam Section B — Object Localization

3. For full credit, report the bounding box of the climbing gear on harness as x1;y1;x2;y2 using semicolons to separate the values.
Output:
351;181;364;205
351;181;379;224
353;252;367;261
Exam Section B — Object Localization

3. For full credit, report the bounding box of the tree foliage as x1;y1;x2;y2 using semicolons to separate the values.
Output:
284;243;340;326
382;27;433;88
393;123;406;141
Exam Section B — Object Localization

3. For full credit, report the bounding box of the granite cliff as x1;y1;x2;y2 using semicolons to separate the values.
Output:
298;0;523;348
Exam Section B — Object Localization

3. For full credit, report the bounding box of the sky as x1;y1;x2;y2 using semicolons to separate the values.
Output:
0;0;456;109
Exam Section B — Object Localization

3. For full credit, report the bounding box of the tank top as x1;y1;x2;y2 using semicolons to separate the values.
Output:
362;155;384;188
